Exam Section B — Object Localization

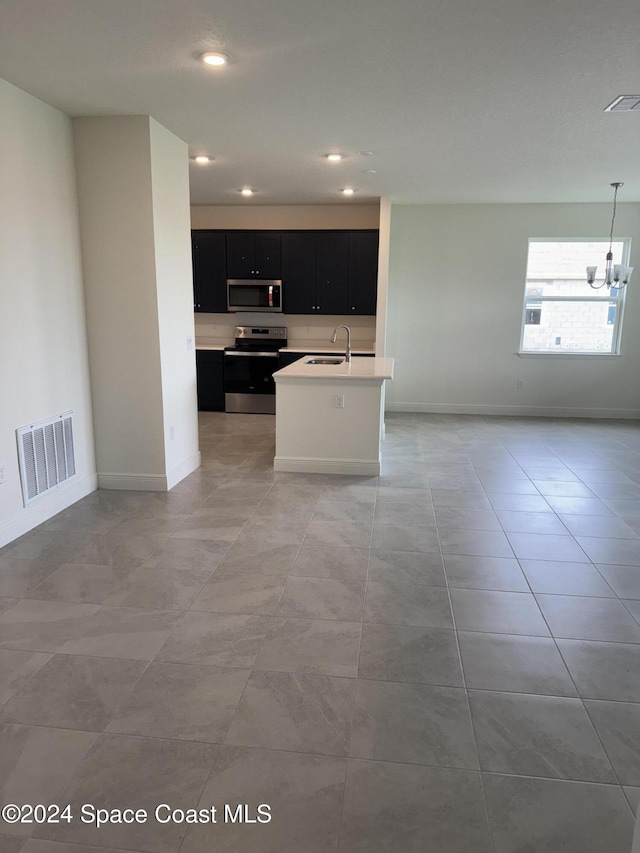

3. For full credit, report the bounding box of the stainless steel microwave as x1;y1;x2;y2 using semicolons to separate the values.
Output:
227;279;283;313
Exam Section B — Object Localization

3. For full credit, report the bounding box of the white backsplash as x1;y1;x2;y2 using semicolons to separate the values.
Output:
195;312;376;349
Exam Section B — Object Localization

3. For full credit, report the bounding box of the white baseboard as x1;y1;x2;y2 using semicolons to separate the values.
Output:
274;456;380;475
97;473;168;491
97;452;202;492
0;473;97;549
166;452;201;490
385;402;640;419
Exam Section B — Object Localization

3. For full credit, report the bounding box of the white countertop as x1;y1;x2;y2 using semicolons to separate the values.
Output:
195;344;228;351
274;355;394;382
281;346;376;355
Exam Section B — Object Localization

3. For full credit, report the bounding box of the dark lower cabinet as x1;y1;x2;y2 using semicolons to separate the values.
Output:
278;352;306;370
192;231;227;313
196;350;225;411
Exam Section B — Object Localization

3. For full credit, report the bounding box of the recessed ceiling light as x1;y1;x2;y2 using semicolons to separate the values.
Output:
341;188;355;196
193;155;214;164
240;188;254;196
362;169;377;174
200;51;228;67
359;151;374;156
325;154;344;161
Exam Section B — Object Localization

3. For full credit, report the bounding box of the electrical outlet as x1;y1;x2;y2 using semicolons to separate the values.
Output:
335;394;345;409
169;425;175;440
186;336;194;351
517;379;524;389
0;464;5;485
305;325;310;333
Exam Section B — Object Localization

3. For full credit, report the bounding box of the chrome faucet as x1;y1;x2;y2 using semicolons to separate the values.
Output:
331;325;352;362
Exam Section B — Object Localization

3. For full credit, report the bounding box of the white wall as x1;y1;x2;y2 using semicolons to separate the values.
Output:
149;119;200;487
74;115;199;490
386;203;640;417
375;197;391;357
0;79;96;547
191;204;380;230
74;116;166;484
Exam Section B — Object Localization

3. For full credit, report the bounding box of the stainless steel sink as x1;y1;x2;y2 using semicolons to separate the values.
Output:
305;358;344;365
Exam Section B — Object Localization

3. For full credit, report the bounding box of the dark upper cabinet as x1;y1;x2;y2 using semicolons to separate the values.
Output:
316;233;349;314
227;232;282;278
255;234;282;278
282;233;316;314
226;233;254;278
348;231;378;315
192;228;378;316
192;231;227;313
282;230;378;316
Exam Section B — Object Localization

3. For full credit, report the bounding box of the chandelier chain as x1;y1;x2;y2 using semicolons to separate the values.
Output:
609;183;619;251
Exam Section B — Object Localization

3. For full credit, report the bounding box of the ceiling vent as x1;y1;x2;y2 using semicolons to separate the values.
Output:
16;411;76;506
604;96;640;112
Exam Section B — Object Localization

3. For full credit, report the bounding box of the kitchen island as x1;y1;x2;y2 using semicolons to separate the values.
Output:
273;355;394;475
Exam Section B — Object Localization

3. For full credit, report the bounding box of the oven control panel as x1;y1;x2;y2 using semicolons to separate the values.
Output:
235;326;287;341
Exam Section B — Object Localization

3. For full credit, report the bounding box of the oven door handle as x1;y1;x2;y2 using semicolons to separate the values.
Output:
225;351;280;358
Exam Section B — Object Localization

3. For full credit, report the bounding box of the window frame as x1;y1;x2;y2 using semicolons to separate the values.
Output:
518;238;632;356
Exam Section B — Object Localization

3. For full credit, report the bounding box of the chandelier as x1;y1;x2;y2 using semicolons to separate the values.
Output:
586;182;633;289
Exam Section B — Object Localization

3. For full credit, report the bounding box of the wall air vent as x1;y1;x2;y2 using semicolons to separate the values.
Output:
604;96;640;112
16;411;76;506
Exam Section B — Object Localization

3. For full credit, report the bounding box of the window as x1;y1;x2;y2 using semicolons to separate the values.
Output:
519;241;629;354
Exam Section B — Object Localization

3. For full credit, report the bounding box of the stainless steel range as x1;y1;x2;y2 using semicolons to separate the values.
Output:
224;325;287;414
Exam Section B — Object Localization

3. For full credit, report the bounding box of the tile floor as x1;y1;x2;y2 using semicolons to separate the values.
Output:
1;412;640;852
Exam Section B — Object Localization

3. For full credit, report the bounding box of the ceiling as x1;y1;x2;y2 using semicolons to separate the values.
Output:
1;0;639;205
